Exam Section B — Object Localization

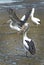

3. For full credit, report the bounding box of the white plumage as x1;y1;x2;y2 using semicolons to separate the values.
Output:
23;23;36;56
8;19;21;31
7;8;32;31
30;8;40;25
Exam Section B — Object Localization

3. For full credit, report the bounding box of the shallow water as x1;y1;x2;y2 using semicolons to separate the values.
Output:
0;0;44;65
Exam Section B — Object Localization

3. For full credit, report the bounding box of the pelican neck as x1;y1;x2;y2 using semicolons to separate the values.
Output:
31;9;34;17
23;30;28;39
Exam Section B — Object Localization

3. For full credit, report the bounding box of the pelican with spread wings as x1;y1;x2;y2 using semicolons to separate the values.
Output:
7;8;32;31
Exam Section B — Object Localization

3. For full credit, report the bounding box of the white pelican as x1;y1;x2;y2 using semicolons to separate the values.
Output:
7;8;32;31
30;8;40;25
23;23;36;56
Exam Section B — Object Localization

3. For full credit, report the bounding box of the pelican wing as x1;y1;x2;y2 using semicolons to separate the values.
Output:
20;9;32;27
8;8;21;24
25;40;36;55
21;9;32;22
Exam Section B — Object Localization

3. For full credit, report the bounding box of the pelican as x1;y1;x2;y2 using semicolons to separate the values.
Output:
23;23;36;56
30;8;40;25
7;8;32;31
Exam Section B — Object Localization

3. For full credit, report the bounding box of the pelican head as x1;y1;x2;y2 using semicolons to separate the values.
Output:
19;23;29;34
24;23;29;27
24;23;30;33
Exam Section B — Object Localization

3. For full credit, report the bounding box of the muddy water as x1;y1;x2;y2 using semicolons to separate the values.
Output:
0;0;44;65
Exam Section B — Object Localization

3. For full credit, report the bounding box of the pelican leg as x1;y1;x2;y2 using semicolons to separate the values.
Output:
26;51;28;57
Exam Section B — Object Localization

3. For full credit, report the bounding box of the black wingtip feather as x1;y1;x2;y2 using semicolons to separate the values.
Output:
25;40;36;55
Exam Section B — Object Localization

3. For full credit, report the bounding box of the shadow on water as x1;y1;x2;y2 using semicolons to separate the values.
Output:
0;0;44;65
